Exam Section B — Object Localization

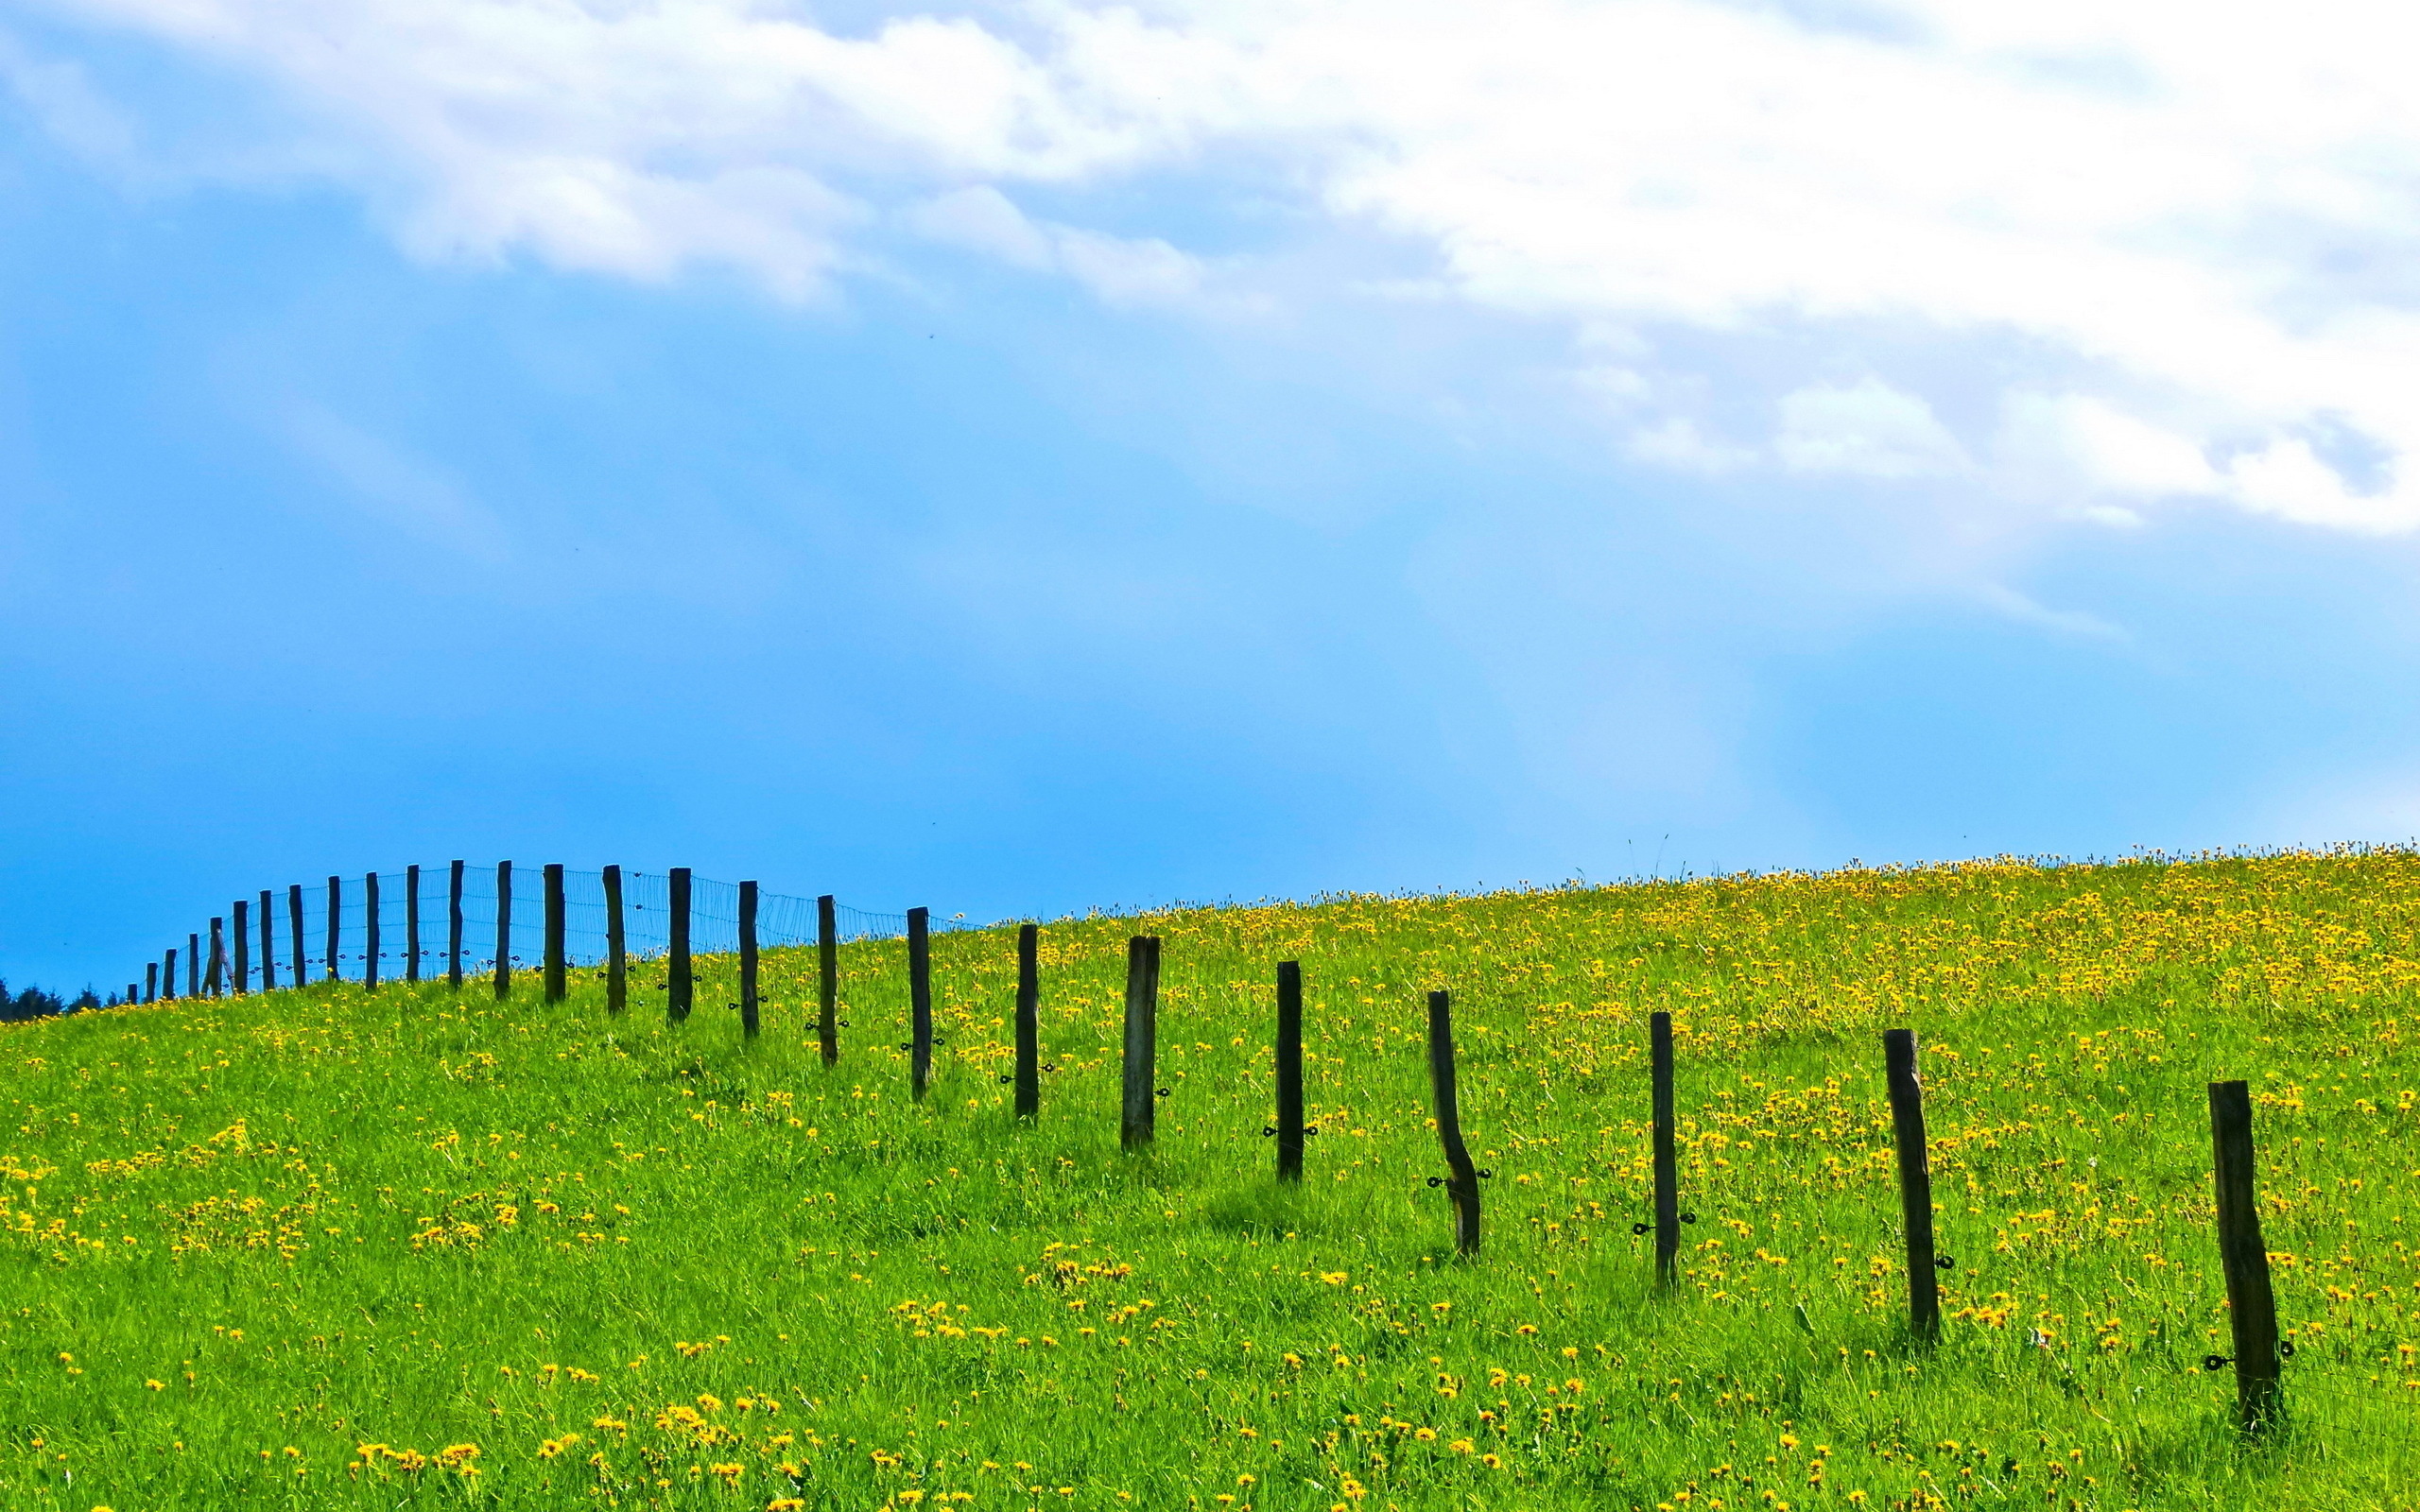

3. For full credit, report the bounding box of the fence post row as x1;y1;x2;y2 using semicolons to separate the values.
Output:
603;865;627;1015
544;863;567;1004
257;891;275;992
1882;1028;1943;1341
908;907;934;1102
206;917;225;998
365;872;381;991
739;880;760;1038
2208;1080;2284;1433
441;861;461;989
1014;923;1040;1117
493;861;512;1000
1651;1010;1682;1288
406;865;422;985
667;868;692;1022
1275;961;1305;1182
232;901;249;996
1120;935;1160;1148
818;894;839;1066
1428;989;1481;1257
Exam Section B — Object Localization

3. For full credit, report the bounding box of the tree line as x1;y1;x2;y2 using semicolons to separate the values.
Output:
0;980;106;1022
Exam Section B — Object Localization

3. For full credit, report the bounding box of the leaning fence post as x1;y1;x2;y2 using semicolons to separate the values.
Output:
1275;961;1305;1181
1120;936;1160;1148
908;907;933;1101
1883;1029;1942;1340
2209;1080;2284;1433
666;868;692;1022
325;876;341;983
288;885;304;988
818;894;839;1065
603;865;627;1014
1014;923;1040;1117
493;861;513;1000
364;873;381;991
186;934;199;997
739;880;760;1038
1428;990;1481;1257
1651;1010;1681;1287
232;900;250;996
146;962;159;1005
257;891;275;992
207;917;225;998
405;866;421;985
446;862;464;988
544;863;566;1004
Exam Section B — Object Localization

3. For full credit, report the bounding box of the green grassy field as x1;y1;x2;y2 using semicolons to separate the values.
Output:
6;850;2419;1511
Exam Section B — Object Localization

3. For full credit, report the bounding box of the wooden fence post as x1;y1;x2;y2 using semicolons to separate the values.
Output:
207;917;225;997
1014;923;1040;1117
1651;1010;1681;1287
666;868;692;1022
325;876;341;983
447;862;464;989
125;982;138;1007
1883;1029;1942;1341
406;866;421;984
187;934;199;997
365;873;381;991
1427;990;1480;1257
1275;961;1305;1181
544;863;566;1003
1121;936;1160;1148
603;865;627;1014
146;961;159;1005
739;881;760;1037
2209;1080;2284;1433
258;891;275;991
163;950;177;1001
232;900;249;996
493;861;512;1000
908;907;933;1101
818;894;839;1065
287;885;304;988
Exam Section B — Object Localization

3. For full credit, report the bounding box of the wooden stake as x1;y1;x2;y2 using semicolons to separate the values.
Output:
325;876;341;983
232;900;250;996
818;894;839;1065
258;891;276;991
493;860;512;1000
1428;990;1480;1257
1120;936;1160;1148
2209;1080;2284;1434
364;873;381;991
1014;923;1040;1117
666;868;692;1022
1883;1029;1941;1341
1651;1010;1680;1287
603;865;627;1014
544;863;566;1004
287;885;303;988
187;934;199;997
163;950;176;1002
405;866;421;984
207;917;225;997
447;862;464;989
739;880;760;1038
908;907;933;1102
1276;961;1305;1181
146;961;159;1005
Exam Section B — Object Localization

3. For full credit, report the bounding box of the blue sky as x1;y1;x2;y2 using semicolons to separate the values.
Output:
9;0;2420;989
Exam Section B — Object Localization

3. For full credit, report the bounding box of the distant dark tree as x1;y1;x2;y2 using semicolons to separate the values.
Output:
0;979;71;1022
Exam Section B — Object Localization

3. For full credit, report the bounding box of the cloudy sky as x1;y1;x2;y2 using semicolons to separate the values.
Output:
8;0;2420;987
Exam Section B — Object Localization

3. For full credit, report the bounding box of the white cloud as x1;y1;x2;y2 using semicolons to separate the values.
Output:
24;0;2420;529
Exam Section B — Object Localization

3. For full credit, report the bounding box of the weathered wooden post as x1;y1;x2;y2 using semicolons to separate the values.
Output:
287;885;304;988
908;907;933;1101
405;866;421;984
1120;936;1160;1148
206;917;225;997
493;861;512;1000
1275;961;1305;1181
1014;923;1040;1117
1651;1010;1680;1287
364;873;381;990
817;894;839;1065
2209;1080;2284;1434
1428;990;1480;1257
738;880;760;1037
232;900;250;996
666;868;692;1022
146;961;159;1005
324;876;341;983
446;861;464;989
603;865;627;1014
1883;1029;1942;1340
543;863;567;1003
125;982;138;1007
163;949;177;1001
186;934;199;997
257;891;275;991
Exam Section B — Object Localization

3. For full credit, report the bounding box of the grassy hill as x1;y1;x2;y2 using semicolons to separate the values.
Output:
5;851;2418;1510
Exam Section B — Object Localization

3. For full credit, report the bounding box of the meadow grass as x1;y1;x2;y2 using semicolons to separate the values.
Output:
4;850;2419;1510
